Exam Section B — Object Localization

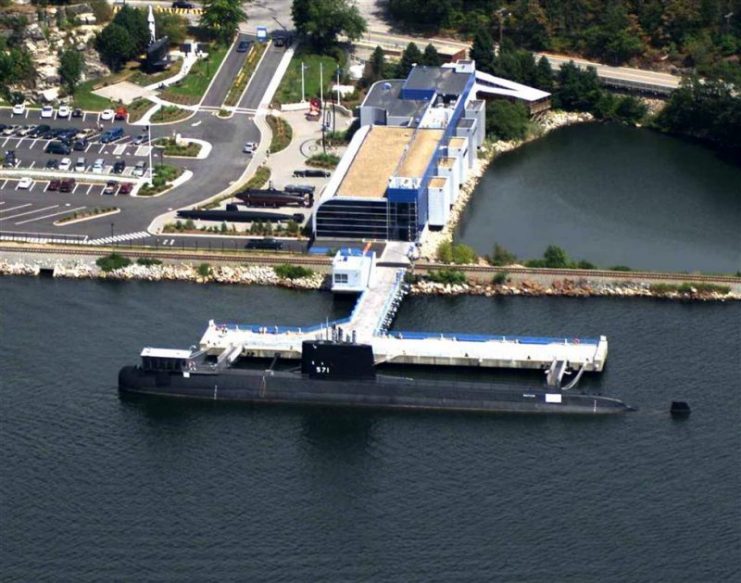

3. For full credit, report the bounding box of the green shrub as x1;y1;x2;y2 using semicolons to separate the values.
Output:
136;257;162;266
275;264;314;279
436;241;477;264
610;265;632;271
649;283;679;295
196;263;212;277
436;241;453;263
677;282;731;295
576;260;596;269
492;272;508;285
96;253;131;272
426;269;467;285
489;243;517;266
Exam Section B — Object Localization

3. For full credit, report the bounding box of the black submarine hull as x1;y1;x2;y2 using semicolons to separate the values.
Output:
118;366;633;415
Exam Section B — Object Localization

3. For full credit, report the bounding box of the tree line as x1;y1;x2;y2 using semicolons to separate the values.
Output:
388;0;741;75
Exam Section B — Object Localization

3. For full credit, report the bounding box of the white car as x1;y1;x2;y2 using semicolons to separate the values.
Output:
17;177;33;189
100;109;115;121
243;141;257;154
58;105;71;118
133;161;147;177
12;103;25;116
40;105;54;118
59;157;72;171
92;158;104;174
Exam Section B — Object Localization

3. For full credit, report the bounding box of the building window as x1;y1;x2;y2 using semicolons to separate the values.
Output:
334;274;349;284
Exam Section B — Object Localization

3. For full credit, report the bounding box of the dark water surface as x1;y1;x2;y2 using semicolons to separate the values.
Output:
456;124;741;273
1;277;739;582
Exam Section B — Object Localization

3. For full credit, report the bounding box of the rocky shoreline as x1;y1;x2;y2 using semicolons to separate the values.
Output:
418;110;594;259
0;259;327;290
2;258;737;301
410;278;739;302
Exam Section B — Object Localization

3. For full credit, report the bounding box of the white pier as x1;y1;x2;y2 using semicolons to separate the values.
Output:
199;263;609;372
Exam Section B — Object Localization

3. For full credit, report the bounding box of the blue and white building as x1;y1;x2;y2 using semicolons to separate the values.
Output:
313;60;549;242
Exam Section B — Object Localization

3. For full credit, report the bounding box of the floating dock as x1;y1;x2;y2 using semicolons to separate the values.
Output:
199;262;609;373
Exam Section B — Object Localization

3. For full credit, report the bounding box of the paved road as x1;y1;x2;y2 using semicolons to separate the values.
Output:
239;44;286;110
200;34;252;108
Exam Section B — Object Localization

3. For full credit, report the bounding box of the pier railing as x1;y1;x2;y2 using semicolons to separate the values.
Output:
385;331;600;345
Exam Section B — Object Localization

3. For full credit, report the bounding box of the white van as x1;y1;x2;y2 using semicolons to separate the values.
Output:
92;158;105;174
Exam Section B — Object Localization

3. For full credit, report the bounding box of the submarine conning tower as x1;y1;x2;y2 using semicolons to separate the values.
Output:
199;246;609;374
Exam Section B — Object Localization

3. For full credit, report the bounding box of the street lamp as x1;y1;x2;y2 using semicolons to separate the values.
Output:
110;222;114;245
495;8;510;48
301;62;307;102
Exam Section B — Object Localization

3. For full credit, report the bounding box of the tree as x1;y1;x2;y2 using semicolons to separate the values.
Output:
535;56;554;92
553;61;602;112
367;45;386;82
543;245;570;268
511;0;551;50
155;12;188;45
490;243;517;266
388;0;453;30
111;5;149;55
470;26;495;74
200;0;247;45
397;42;422;78
58;48;84;93
485;100;530;141
422;43;441;67
292;0;366;52
96;24;134;71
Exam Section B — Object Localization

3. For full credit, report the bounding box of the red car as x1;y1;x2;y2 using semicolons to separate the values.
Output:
114;106;128;121
118;182;133;195
47;179;60;192
59;178;76;193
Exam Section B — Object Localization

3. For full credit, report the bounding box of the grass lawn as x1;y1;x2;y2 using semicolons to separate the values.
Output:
160;45;229;105
72;64;139;111
274;52;340;105
151;105;191;124
306;152;340;168
158;137;201;157
127;98;155;123
224;43;266;107
129;58;184;87
267;115;293;153
138;164;184;196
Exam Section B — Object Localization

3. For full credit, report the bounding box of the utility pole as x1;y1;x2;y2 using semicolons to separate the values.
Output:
147;124;154;186
319;61;324;106
301;62;306;102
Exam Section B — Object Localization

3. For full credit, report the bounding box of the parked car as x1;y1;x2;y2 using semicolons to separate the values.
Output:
3;150;16;167
92;158;105;173
12;103;26;116
48;179;61;191
75;157;86;172
58;105;71;118
113;159;126;174
132;133;147;145
133;161;147;177
17;177;33;189
114;106;128;121
243;141;257;154
30;124;50;138
73;139;88;151
236;40;251;53
172;1;195;8
58;129;77;142
100;126;124;143
40;105;54;118
293;168;331;177
100;109;115;121
59;178;76;193
118;182;133;195
71;107;83;118
245;238;283;251
2;125;18;136
46;141;72;155
46;159;59;169
15;125;33;137
103;180;117;195
59;157;72;171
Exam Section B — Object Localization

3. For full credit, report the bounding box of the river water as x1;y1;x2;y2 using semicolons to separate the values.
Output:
456;124;741;273
1;277;738;581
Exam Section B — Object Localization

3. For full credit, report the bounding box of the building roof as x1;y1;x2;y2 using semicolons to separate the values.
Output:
449;137;467;149
141;347;192;359
398;129;443;177
362;79;429;122
404;66;471;97
429;177;448;188
474;70;551;102
337;126;444;199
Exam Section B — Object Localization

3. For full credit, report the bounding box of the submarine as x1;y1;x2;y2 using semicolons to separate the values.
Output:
118;338;634;415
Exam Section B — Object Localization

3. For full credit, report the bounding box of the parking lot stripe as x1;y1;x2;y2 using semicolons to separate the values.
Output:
15;205;86;225
30;138;38;149
0;203;32;214
28;161;35;169
28;180;36;191
2;137;9;147
85;143;93;152
72;183;80;193
86;184;94;194
98;144;106;154
0;204;58;221
1;180;8;189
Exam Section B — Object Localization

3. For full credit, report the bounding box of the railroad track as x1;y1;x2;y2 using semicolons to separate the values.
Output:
1;243;738;284
417;262;741;285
